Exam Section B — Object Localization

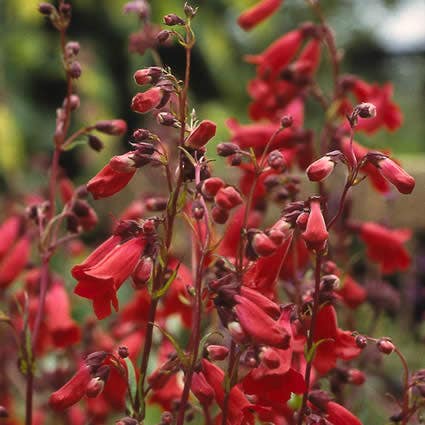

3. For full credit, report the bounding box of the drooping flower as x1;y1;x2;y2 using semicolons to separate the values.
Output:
302;198;328;252
357;221;411;274
0;235;30;289
131;87;164;113
237;0;284;32
185;120;217;149
73;236;146;319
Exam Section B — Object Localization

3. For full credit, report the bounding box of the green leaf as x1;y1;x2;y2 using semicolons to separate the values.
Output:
304;338;334;363
124;357;137;413
151;323;188;367
153;263;180;299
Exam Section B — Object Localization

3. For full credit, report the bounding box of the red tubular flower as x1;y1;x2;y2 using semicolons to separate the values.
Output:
358;221;411;274
245;28;304;77
237;0;283;31
0;236;30;289
336;275;366;309
87;163;136;200
313;305;361;375
191;372;215;406
73;236;145;319
234;295;290;348
185;119;217;149
45;282;81;347
326;401;363;425
0;216;21;260
131;87;163;113
340;139;390;193
214;186;243;210
302;198;328;252
374;156;415;194
49;365;92;410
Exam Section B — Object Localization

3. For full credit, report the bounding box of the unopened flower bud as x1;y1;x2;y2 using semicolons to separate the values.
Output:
163;13;185;26
133;128;151;141
88;135;104;152
132;256;153;288
281;115;293;128
356;102;376;119
201;177;225;198
250;231;277;258
145;197;168;211
355;335;368;349
86;377;104;398
267;149;286;171
157;112;178;127
206;345;229;361
63;94;80;111
377;338;395;355
39;2;54;15
231;153;243;166
68;61;82;79
296;211;309;230
134;66;163;85
306;155;336;182
192;200;204;220
348;368;366;385
186;120;217;149
216;142;239;157
215;186;243;210
94;119;127;136
211;206;229;224
141;219;156;234
157;30;171;43
227;321;246;343
263;174;280;191
184;3;197;18
65;41;80;56
131;87;164;113
118;346;129;359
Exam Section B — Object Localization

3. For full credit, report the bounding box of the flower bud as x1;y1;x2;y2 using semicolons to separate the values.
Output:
377;338;395;355
267;149;286;171
201;177;225;198
39;2;54;15
250;231;277;257
185;120;217;149
134;67;163;85
231;152;243;166
296;211;309;231
132;257;153;289
68;61;82;79
306;155;336;182
356;102;376;119
302;198;328;252
95;119;127;136
163;13;185;26
348;368;366;385
192;200;205;220
206;345;229;361
157;30;171;43
145;197;168;211
131;87;164;114
65;41;80;56
281;115;293;128
133;128;151;141
88;135;104;152
184;3;197;18
157;112;178;127
355;335;368;349
211;206;229;224
118;346;129;359
62;94;80;111
215;186;243;210
216;142;239;157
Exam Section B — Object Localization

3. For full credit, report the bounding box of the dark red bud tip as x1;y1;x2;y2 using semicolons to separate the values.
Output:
356;102;377;119
206;345;229;361
145;197;168;211
118;345;129;358
267;149;286;171
216;142;239;157
281;115;293;128
192;200;205;220
157;112;178;127
377;338;395;355
39;2;54;15
68;61;82;79
211;206;229;224
163;13;185;26
95;119;127;135
88;135;104;152
157;30;171;43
